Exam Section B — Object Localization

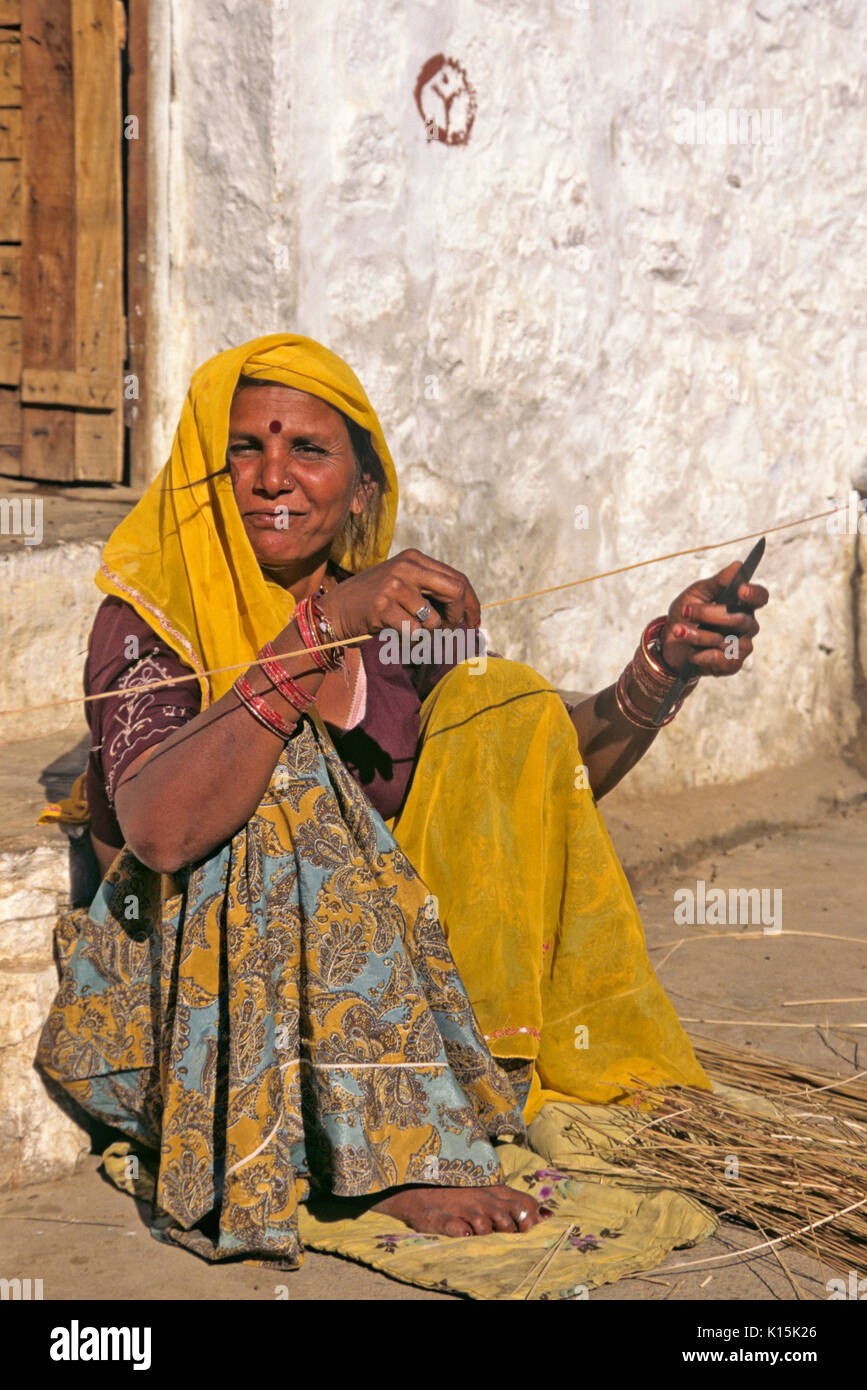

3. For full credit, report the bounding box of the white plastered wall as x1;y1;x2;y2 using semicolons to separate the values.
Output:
143;0;867;791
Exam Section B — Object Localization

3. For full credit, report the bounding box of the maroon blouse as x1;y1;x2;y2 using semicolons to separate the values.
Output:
84;589;485;849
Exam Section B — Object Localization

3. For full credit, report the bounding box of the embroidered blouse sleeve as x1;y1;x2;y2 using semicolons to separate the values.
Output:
86;600;202;806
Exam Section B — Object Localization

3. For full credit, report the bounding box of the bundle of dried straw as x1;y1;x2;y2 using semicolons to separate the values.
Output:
605;1039;867;1279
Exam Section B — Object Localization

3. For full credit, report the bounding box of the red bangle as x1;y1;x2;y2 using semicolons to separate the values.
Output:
259;642;319;711
640;617;681;680
294;598;331;671
616;663;694;729
233;674;299;739
614;667;662;729
297;594;345;671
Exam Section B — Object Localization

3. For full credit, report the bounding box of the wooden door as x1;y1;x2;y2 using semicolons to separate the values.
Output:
0;0;125;482
0;1;22;474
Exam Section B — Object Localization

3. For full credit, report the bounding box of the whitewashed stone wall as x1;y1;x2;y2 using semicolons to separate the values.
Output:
0;846;90;1189
0;543;104;744
144;0;866;790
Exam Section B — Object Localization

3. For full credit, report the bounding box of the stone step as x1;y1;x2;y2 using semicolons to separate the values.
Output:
0;728;96;1190
0;839;90;1190
0;482;138;746
0;541;105;745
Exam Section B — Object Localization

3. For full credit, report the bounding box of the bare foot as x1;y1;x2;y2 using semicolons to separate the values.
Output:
369;1184;549;1237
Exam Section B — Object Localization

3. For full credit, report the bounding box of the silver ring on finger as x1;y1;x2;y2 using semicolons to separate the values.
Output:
415;604;431;622
518;1208;529;1222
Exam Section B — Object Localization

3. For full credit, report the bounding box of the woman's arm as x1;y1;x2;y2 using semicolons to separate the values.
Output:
570;561;768;800
569;680;660;800
557;682;661;800
114;615;326;873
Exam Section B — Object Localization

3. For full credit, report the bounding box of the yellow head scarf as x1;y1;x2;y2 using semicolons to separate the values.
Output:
97;334;398;706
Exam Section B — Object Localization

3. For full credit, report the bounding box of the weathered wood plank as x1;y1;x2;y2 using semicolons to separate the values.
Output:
21;408;74;480
0;375;20;475
0;106;20;158
72;0;123;480
21;366;117;408
0;245;18;314
75;410;123;481
0;316;20;383
20;0;75;481
0;2;21;29
124;0;146;486
0;31;19;103
126;0;148;485
0;382;20;440
20;0;75;364
0;159;21;239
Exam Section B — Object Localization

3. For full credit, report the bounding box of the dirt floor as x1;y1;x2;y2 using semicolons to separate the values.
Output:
2;748;865;1302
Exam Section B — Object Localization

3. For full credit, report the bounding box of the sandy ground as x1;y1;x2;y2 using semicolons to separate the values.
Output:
2;752;865;1302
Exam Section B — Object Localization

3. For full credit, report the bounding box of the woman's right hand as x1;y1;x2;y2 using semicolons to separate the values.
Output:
318;549;481;642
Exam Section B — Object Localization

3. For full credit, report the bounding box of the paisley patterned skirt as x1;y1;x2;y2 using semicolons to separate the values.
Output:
37;656;709;1269
36;711;525;1269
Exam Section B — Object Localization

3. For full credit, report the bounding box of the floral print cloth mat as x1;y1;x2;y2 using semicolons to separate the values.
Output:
101;1099;716;1301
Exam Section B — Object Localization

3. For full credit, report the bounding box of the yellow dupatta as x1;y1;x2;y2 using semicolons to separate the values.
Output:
96;334;399;705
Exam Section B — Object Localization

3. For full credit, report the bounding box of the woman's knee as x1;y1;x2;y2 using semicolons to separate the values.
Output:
423;656;562;718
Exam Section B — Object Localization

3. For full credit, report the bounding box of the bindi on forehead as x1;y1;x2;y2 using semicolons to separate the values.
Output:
269;419;282;434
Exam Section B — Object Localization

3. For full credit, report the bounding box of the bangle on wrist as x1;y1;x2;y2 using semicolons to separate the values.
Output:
633;618;699;701
624;663;662;715
640;617;677;676
615;658;693;730
614;666;662;730
234;673;301;739
614;617;703;730
296;595;345;671
259;642;319;711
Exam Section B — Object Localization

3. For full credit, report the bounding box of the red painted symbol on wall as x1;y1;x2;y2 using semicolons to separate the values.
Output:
414;54;477;146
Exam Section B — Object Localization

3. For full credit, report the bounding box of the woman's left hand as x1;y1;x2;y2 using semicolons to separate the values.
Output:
659;561;769;678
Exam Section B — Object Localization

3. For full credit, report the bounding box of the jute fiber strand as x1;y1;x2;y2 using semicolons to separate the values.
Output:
597;1041;867;1278
0;503;843;723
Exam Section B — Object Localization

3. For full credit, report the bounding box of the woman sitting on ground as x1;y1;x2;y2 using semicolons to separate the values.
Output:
38;334;767;1267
